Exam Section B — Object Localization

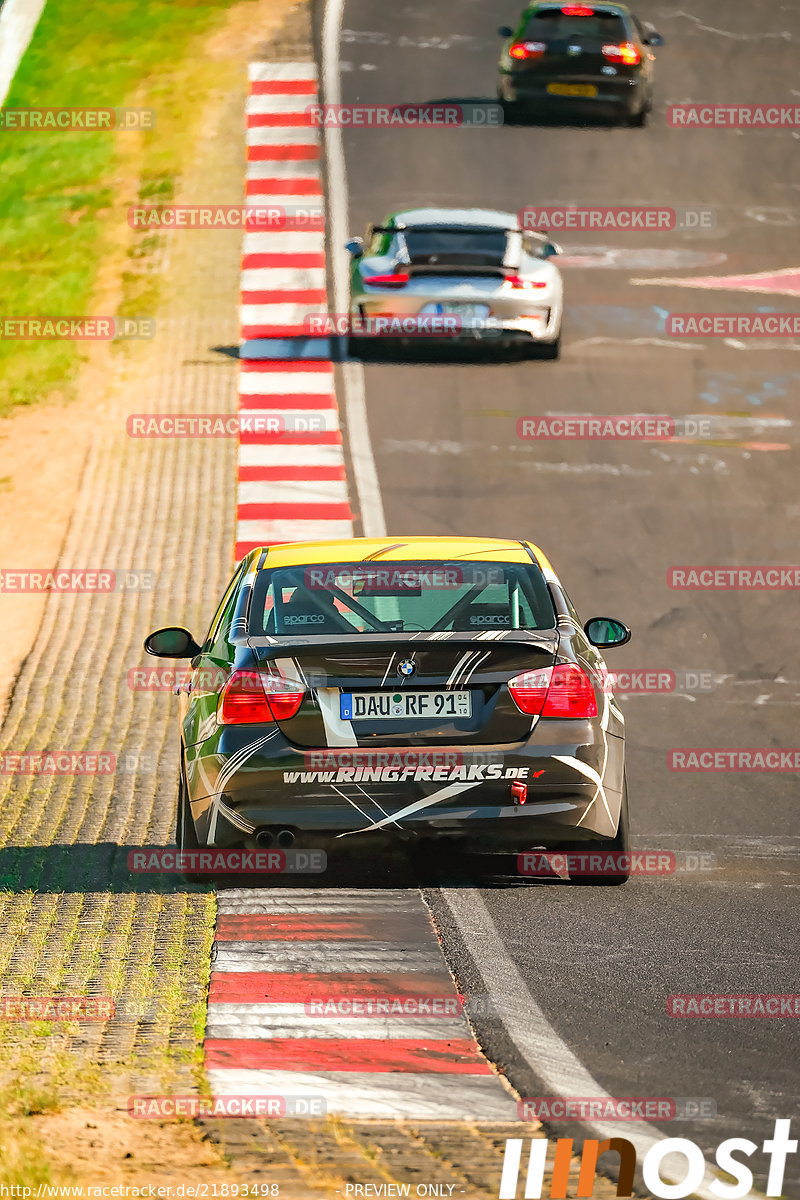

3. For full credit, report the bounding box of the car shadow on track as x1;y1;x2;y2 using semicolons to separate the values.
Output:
419;94;629;129
0;843;574;893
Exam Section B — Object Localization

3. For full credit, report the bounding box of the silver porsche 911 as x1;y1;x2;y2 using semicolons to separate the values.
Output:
345;206;564;358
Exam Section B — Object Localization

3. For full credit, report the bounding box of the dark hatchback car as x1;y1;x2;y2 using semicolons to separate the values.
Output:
497;2;664;125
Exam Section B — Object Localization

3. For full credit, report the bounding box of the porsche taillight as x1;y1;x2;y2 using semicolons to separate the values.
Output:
508;664;598;718
509;41;546;59
364;273;410;288
218;670;305;724
505;275;548;289
602;42;641;65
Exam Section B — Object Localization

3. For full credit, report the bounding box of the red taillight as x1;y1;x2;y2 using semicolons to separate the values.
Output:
218;670;304;724
602;41;641;65
561;5;595;14
508;664;598;719
365;273;410;288
505;275;548;289
509;41;546;59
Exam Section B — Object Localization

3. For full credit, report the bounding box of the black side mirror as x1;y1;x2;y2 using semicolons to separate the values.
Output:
498;25;514;37
643;32;664;46
144;626;202;658
584;617;631;649
345;237;365;258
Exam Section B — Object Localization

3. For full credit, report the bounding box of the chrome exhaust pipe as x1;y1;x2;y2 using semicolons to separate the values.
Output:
255;829;274;848
276;829;295;849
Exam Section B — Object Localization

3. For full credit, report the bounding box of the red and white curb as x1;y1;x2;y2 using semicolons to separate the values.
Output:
205;889;517;1119
236;62;353;559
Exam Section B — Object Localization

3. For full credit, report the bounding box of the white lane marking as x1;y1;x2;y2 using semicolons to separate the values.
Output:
0;0;47;107
337;782;481;837
241;267;326;290
236;518;354;543
239;370;333;396
238;442;342;467
240;301;323;324
246;126;320;145
207;1069;517;1120
316;687;358;746
322;0;387;538
212;944;444;972
243;231;325;254
239;479;349;505
206;1013;469;1039
217;888;423;912
435;890;753;1199
246;160;323;180
249;63;318;82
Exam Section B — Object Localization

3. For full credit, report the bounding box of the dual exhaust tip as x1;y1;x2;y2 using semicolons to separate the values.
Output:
255;828;295;849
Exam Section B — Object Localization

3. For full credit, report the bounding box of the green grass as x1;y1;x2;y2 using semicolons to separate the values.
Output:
0;0;246;416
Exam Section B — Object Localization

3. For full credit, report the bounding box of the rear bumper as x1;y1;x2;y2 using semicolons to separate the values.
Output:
501;72;646;111
185;726;625;850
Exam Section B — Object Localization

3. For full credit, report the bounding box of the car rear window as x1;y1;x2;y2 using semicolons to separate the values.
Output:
402;229;509;267
524;8;628;39
249;561;556;637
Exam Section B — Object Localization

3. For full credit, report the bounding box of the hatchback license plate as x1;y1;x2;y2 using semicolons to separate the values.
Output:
547;83;598;97
340;690;472;720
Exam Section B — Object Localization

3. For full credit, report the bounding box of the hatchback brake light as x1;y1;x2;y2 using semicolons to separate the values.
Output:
508;663;598;718
365;273;410;288
602;41;641;65
561;5;595;14
218;670;305;724
509;41;546;59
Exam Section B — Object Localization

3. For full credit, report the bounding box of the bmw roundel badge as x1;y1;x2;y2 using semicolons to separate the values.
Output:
397;659;416;677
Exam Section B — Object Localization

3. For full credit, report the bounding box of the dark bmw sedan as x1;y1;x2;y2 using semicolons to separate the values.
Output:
144;536;633;882
497;2;664;125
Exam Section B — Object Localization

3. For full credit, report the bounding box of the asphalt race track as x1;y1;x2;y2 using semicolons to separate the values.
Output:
324;0;800;1188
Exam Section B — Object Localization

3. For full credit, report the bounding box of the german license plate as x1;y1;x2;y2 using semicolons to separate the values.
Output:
340;690;472;720
420;302;490;319
547;83;598;97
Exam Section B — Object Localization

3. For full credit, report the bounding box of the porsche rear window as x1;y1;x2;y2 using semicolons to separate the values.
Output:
250;561;556;637
524;9;627;39
403;229;509;267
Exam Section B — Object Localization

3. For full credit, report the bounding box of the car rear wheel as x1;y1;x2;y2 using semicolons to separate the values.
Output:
537;335;561;360
175;768;208;883
568;775;631;885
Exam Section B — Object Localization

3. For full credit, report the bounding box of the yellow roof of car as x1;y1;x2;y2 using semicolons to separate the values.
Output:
256;536;556;574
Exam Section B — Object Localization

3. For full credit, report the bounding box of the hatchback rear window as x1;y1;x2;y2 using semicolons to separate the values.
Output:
524;8;628;39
